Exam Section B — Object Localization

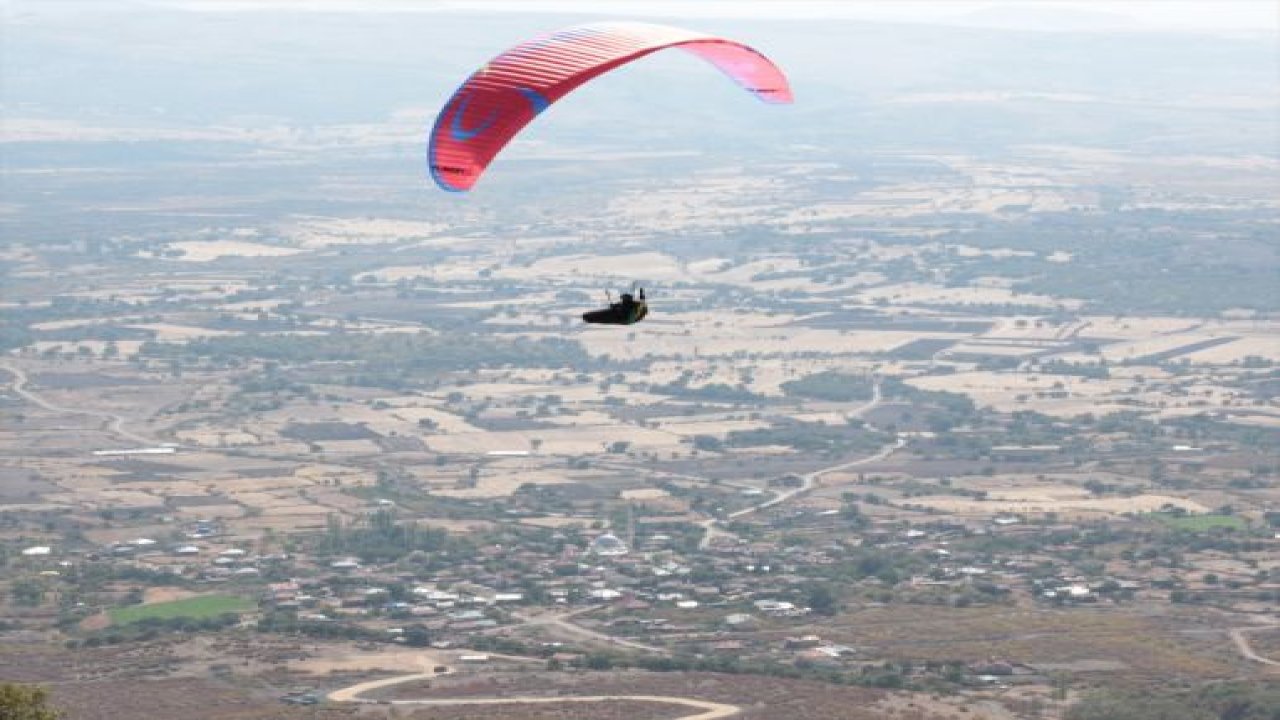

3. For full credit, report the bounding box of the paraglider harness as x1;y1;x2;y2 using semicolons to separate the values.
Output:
583;287;648;326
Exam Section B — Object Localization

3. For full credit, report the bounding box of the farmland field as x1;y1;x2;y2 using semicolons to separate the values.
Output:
109;595;256;625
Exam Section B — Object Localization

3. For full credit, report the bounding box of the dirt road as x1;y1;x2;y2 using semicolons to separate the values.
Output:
1;361;155;446
730;434;904;520
381;695;739;718
698;434;904;549
328;665;740;719
1229;625;1280;668
700;383;901;549
327;671;432;702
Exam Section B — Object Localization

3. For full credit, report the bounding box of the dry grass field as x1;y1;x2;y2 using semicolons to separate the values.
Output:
0;642;355;720
603;175;781;233
165;240;305;262
280;216;448;248
855;282;1081;310
424;425;684;458
905;370;1132;416
847;470;1219;520
1181;334;1280;364
50;678;356;720
578;316;942;362
431;462;580;499
907;493;1208;518
818;606;1236;680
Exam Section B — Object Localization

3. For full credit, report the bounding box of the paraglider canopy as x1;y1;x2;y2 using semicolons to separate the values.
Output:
429;21;793;192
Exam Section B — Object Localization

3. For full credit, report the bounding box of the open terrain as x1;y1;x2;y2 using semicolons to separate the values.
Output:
2;4;1277;719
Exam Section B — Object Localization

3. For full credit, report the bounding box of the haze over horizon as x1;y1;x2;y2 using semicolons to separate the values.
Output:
111;0;1280;35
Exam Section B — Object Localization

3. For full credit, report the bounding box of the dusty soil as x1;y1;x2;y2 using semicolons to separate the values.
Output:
396;700;686;719
48;678;358;720
0;642;356;720
814;606;1236;681
380;670;991;720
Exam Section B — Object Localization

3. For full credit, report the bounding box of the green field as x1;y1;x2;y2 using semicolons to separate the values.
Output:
109;594;255;625
1154;513;1248;532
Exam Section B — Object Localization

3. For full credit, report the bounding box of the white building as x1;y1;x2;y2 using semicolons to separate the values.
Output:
589;533;629;557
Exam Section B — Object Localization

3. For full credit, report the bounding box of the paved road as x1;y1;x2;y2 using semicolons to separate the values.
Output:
1229;625;1280;668
1;361;154;446
328;666;740;719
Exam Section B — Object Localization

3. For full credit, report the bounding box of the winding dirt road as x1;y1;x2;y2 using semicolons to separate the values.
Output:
327;665;740;719
1229;625;1280;668
327;659;738;718
700;383;901;549
327;666;438;702
1;361;155;446
380;695;739;718
731;434;904;520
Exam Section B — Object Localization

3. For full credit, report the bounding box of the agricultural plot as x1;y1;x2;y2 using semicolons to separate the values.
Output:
280;422;381;442
908;493;1209;518
1154;513;1250;532
822;606;1236;679
162;240;305;262
109;595;255;625
855;282;1083;310
281;216;448;248
1180;334;1280;364
905;370;1130;416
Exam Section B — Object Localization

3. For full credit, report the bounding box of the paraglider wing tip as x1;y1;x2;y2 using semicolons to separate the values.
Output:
748;86;794;104
428;155;475;192
431;175;469;193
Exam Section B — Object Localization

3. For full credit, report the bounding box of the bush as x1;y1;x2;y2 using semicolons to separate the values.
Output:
0;684;63;720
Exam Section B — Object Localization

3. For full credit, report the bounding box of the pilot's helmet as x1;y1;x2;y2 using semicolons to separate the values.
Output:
621;293;634;302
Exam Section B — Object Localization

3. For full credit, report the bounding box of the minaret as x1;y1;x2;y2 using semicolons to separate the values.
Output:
626;502;636;551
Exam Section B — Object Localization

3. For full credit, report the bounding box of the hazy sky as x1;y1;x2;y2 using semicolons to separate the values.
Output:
160;0;1279;33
